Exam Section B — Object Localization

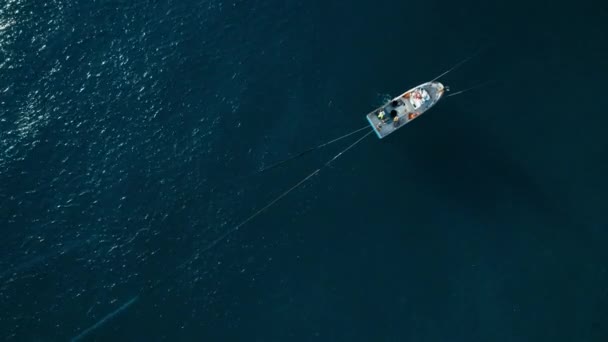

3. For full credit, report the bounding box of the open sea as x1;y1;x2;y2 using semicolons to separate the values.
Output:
1;0;607;341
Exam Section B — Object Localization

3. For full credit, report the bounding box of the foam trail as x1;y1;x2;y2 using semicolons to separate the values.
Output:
71;296;139;342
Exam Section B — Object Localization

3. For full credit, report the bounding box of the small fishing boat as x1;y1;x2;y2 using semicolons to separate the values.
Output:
366;82;447;139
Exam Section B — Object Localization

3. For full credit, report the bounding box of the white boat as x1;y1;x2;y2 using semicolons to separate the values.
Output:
366;81;446;139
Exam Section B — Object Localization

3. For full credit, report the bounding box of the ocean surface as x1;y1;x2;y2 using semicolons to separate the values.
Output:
1;0;607;341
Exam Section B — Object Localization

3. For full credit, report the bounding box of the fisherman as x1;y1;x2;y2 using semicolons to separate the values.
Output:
377;110;385;121
390;110;400;127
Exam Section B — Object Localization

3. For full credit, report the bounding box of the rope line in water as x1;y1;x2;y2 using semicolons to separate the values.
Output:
197;129;374;256
257;125;370;173
447;80;496;97
430;46;487;82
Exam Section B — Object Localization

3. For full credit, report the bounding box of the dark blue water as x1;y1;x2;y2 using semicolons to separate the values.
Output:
1;0;607;340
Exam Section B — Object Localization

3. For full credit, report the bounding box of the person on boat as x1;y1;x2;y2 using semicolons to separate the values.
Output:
377;110;385;121
393;115;400;127
390;110;400;127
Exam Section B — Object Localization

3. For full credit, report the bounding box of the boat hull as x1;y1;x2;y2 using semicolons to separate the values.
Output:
366;81;445;139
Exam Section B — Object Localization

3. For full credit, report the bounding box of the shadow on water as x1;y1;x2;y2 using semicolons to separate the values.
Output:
384;104;576;230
